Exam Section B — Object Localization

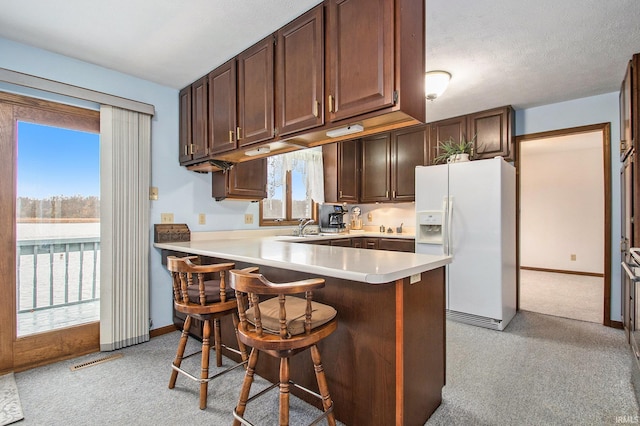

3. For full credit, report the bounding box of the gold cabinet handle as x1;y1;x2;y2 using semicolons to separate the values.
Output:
183;145;188;156
313;100;319;118
339;190;343;199
236;127;242;140
189;144;194;155
386;190;389;198
229;130;235;143
392;190;396;198
328;95;334;113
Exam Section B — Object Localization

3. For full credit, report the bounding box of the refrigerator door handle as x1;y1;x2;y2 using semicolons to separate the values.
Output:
442;198;449;255
447;197;454;256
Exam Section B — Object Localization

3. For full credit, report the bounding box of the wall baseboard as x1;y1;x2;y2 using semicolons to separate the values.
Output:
520;266;604;278
150;324;178;338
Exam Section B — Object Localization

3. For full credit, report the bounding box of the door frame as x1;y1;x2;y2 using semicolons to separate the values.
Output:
515;123;612;327
0;92;100;374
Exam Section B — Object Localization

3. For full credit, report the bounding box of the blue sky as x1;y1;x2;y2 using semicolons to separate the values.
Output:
17;121;100;199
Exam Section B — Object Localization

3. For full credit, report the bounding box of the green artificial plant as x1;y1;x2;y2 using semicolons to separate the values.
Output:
433;134;476;164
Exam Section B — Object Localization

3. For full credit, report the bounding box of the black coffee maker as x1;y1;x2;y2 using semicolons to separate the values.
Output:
320;204;346;232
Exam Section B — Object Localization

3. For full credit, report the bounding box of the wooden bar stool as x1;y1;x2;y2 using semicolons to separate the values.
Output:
166;256;248;410
228;268;338;426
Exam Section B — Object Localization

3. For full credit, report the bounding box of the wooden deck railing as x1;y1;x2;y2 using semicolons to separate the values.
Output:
16;237;100;313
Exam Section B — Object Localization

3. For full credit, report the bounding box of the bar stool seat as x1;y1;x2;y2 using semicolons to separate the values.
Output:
166;256;248;410
229;268;338;426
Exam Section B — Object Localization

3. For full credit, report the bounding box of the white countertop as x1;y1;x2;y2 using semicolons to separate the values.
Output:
154;234;450;284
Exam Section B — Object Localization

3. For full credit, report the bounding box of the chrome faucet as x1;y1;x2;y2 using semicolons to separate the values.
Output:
298;218;315;236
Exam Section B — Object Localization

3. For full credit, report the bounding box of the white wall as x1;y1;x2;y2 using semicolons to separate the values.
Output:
520;132;604;273
515;92;621;322
0;37;260;330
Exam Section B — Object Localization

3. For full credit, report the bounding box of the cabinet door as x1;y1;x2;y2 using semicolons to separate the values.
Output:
429;116;467;164
378;238;415;252
363;238;379;249
276;5;324;136
212;159;267;201
326;0;394;122
360;133;390;203
391;125;427;201
338;139;360;202
209;59;237;155
621;60;633;160
352;238;363;248
330;238;352;247
191;76;209;161
322;140;360;203
237;36;275;147
467;106;513;161
178;86;192;165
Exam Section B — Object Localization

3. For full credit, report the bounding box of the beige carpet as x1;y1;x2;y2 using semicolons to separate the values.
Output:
0;373;23;426
519;269;603;323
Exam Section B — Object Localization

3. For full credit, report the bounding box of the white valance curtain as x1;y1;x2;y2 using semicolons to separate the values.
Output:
99;105;151;351
267;146;325;203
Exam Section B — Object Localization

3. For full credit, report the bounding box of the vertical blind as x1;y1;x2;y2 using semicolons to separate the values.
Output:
99;105;151;351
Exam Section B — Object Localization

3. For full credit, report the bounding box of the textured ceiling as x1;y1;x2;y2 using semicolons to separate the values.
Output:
0;0;639;123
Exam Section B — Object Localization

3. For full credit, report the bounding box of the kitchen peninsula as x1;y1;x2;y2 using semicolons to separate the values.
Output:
155;234;450;425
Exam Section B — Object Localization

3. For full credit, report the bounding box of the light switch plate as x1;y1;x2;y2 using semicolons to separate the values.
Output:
161;213;174;224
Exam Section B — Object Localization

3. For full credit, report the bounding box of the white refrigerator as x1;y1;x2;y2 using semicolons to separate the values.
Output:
415;157;516;330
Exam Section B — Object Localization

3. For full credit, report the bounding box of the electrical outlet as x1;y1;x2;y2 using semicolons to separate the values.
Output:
368;212;373;222
149;186;158;201
570;254;577;261
198;213;206;225
244;214;253;224
161;213;174;224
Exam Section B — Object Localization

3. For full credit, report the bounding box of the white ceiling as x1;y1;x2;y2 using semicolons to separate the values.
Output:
1;0;639;123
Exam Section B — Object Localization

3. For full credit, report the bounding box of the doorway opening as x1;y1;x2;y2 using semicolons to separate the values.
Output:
516;123;611;325
16;121;100;337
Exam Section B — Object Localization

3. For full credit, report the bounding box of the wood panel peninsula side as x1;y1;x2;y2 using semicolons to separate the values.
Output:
155;237;450;425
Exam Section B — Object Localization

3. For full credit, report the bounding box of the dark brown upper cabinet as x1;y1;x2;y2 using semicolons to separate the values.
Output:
391;125;427;201
276;5;324;137
620;58;635;161
360;133;391;203
191;76;210;161
322;139;360;203
326;0;395;122
208;59;237;155
178;86;192;165
237;35;275;147
212;158;267;201
428;116;467;165
428;106;514;163
467;106;513;160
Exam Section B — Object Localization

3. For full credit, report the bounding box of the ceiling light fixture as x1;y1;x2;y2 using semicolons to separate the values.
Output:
425;71;451;101
245;146;271;157
326;124;364;138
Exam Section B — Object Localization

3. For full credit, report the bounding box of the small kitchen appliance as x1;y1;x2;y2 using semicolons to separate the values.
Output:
319;204;347;233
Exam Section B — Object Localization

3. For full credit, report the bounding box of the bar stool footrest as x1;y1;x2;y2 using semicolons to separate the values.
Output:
232;380;334;426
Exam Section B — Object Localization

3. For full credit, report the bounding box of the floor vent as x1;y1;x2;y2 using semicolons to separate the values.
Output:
70;353;123;371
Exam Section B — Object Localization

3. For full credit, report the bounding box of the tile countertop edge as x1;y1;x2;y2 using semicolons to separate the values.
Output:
154;239;450;284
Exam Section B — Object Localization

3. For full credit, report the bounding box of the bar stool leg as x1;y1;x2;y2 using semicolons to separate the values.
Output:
200;319;212;410
234;347;260;426
214;318;223;367
169;315;192;389
232;313;248;362
279;357;291;426
311;345;336;426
